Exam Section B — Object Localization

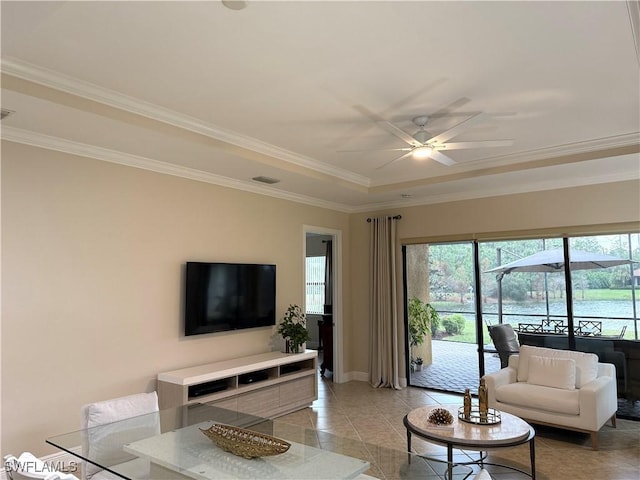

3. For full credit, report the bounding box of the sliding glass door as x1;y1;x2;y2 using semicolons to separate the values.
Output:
405;242;485;394
404;232;639;395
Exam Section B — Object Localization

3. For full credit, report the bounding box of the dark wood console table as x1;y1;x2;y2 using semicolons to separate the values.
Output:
320;314;333;376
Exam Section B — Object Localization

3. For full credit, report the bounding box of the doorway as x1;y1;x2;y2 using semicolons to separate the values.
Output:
404;242;491;394
304;226;342;383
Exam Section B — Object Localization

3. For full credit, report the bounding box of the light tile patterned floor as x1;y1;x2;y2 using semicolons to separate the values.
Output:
276;374;640;480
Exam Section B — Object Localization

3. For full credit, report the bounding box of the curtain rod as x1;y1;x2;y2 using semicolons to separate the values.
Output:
366;215;402;223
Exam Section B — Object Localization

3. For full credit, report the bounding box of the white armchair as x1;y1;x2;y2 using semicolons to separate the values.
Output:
483;345;617;449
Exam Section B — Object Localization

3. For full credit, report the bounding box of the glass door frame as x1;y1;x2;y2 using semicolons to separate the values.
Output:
403;236;586;389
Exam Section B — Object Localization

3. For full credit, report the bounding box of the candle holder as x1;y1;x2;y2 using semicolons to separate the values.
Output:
458;406;501;425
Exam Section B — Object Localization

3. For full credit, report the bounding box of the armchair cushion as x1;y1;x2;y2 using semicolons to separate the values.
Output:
517;345;598;388
496;382;580;415
528;355;575;390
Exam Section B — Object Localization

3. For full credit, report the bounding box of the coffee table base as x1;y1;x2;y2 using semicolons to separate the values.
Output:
405;418;536;480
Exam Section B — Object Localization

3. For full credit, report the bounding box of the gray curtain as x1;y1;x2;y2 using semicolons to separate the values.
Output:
369;216;401;389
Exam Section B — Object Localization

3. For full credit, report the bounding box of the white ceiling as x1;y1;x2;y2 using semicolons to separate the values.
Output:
2;1;639;212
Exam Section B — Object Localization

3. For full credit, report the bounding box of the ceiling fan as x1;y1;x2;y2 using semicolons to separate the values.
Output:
370;113;513;169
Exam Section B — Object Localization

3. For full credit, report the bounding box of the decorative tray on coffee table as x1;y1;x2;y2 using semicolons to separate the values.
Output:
200;424;291;459
457;407;501;425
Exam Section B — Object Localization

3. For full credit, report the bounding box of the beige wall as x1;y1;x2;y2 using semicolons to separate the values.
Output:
2;139;639;456
349;181;640;373
1;141;350;456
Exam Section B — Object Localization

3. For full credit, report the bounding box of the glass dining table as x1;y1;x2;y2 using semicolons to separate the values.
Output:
46;403;473;479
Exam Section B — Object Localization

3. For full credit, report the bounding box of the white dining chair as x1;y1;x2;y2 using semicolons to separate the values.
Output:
80;391;159;480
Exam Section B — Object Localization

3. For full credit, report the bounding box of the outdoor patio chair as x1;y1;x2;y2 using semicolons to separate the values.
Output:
618;325;627;339
541;319;564;333
577;320;602;336
488;323;520;368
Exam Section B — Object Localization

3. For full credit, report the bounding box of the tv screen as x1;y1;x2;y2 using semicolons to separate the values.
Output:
184;262;276;336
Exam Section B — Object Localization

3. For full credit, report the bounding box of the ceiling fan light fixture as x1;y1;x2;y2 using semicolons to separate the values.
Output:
412;146;432;160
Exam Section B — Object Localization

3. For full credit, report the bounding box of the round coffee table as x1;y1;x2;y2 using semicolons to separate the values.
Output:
404;405;536;479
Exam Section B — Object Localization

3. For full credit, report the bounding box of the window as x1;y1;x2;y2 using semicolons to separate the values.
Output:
305;256;325;314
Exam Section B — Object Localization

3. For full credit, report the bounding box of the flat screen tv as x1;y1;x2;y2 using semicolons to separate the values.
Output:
184;262;276;336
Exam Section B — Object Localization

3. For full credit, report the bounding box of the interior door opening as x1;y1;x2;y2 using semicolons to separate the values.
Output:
304;226;341;383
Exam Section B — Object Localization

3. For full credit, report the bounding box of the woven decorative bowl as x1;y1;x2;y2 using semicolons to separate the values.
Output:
200;424;291;459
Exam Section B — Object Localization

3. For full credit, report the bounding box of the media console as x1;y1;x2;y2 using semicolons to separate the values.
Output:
157;350;318;418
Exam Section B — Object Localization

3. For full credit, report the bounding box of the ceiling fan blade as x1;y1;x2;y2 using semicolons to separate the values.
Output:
337;147;411;153
440;140;514;150
427;112;489;144
352;104;385;122
375;151;414;170
426;98;472;119
376;121;421;147
429;150;457;166
384;77;448;114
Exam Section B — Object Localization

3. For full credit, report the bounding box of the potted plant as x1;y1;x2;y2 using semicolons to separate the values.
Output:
415;357;424;371
408;297;440;366
277;304;310;354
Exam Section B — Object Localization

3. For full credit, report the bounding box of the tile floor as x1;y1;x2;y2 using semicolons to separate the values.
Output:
276;374;640;480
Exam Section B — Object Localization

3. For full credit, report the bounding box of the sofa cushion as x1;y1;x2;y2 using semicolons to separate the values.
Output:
496;382;580;415
528;355;576;390
517;345;598;388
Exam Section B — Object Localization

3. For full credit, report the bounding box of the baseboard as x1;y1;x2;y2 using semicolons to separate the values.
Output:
2;448;81;480
341;371;408;388
342;371;369;383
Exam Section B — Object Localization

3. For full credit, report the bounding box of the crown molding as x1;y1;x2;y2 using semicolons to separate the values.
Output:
370;132;640;188
4;52;638;215
4;127;637;215
1;127;354;213
0;57;371;188
470;132;640;166
351;169;640;213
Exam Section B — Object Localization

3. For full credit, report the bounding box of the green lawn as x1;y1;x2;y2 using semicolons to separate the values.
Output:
430;289;637;343
574;289;635;301
438;319;487;344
